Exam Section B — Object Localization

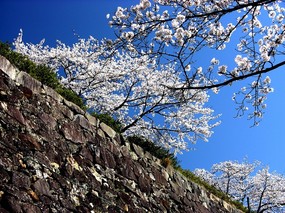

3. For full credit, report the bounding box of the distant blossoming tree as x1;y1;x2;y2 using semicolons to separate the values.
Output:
194;160;285;212
13;0;285;152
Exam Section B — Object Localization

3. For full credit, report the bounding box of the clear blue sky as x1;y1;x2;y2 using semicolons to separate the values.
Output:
1;0;284;174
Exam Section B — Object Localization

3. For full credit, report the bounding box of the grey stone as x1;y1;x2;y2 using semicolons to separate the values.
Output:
74;114;92;131
22;203;41;213
97;128;105;138
170;181;185;196
132;143;144;158
120;145;130;157
43;85;64;103
16;71;42;94
161;169;170;182
6;105;26;125
12;172;31;189
33;179;51;196
63;99;85;115
100;122;117;139
59;104;74;120
138;174;152;194
85;112;99;127
0;55;18;80
60;121;86;144
39;112;57;130
152;167;168;186
100;148;116;169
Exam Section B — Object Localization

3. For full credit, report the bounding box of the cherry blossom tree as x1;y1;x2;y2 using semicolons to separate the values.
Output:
109;0;285;125
13;30;220;153
12;0;285;152
210;160;260;201
249;167;285;212
194;160;285;212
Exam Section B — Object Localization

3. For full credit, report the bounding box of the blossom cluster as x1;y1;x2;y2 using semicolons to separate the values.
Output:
194;160;285;212
231;74;274;125
13;0;285;152
109;0;263;50
14;30;220;153
108;0;285;125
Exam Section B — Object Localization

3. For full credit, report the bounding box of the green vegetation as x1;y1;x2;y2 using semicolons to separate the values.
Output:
0;41;85;109
55;86;85;109
91;113;123;133
176;168;247;212
0;42;59;88
127;135;180;169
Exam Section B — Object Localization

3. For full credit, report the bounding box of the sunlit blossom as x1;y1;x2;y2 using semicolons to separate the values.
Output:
14;30;220;153
13;0;285;152
195;160;285;212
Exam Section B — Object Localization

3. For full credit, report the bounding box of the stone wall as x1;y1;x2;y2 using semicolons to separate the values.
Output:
0;55;243;213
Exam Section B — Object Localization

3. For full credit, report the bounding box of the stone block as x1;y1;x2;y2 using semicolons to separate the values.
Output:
138;175;152;194
43;85;64;103
63;98;85;115
12;172;31;190
60;121;86;144
85;112;99;127
132;143;144;158
97;129;105;138
33;179;51;196
6;104;26;125
16;71;42;94
100;122;117;139
74;114;93;131
0;55;18;80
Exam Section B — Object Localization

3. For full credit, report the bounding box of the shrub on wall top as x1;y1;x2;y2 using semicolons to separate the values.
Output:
0;41;85;109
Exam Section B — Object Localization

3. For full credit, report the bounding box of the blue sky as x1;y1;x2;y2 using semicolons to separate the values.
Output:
1;0;285;174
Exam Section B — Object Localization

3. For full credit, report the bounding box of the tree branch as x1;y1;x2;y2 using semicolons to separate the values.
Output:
170;60;285;90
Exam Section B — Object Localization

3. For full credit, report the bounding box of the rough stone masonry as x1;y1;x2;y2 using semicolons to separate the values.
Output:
0;55;243;213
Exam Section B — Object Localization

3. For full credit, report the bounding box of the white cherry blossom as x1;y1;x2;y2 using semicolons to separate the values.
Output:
13;0;285;152
14;30;220;154
108;0;285;126
195;160;285;212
